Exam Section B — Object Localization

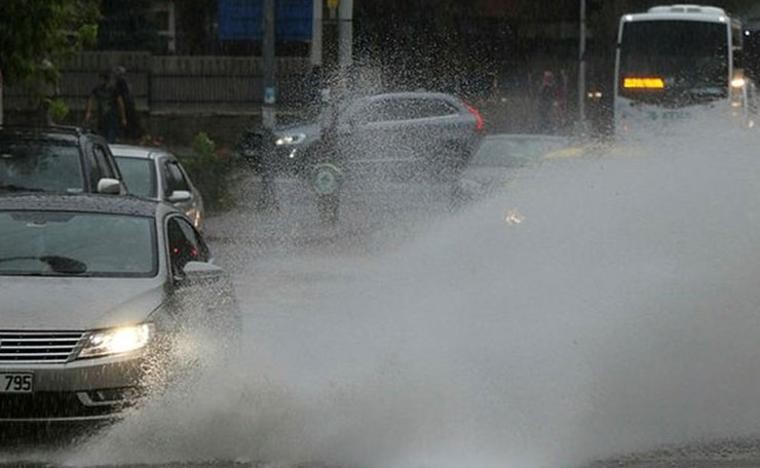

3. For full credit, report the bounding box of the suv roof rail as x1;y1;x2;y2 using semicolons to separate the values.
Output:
0;124;95;136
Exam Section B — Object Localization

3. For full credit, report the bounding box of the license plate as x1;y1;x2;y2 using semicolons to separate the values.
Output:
0;373;34;394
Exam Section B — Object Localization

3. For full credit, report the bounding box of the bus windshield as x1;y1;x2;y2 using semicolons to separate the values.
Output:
619;20;729;104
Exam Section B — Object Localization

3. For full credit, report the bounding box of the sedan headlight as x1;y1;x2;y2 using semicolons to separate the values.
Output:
275;133;306;146
78;324;152;359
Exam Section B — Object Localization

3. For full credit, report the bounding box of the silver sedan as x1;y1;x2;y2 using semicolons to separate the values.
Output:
110;144;205;230
0;194;238;422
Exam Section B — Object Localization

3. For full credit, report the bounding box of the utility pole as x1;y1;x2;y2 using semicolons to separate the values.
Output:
258;0;278;212
578;0;587;131
262;0;276;130
310;0;323;66
338;0;354;68
0;68;4;126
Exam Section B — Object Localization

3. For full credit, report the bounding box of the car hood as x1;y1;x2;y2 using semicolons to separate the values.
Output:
1;276;166;330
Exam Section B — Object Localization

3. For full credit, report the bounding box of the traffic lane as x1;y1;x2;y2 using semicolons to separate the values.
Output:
206;173;460;257
204;174;463;388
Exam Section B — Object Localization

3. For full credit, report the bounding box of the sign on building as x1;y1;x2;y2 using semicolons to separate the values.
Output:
218;0;314;41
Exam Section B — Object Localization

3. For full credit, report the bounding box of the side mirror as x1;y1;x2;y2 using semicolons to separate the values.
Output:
97;178;124;195
175;261;224;285
168;190;192;203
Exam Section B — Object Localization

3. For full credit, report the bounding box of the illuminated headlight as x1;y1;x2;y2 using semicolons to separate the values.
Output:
731;77;746;89
78;324;152;359
275;133;306;146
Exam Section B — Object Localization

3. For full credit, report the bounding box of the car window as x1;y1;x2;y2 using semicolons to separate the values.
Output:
167;216;209;274
163;160;190;196
115;156;157;198
0;211;156;277
357;98;457;124
0;141;84;193
407;98;459;118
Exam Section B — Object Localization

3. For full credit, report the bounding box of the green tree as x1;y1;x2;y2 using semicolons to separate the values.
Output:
0;0;100;123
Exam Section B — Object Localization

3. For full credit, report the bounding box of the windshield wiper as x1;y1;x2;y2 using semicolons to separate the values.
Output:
0;184;45;192
0;255;89;274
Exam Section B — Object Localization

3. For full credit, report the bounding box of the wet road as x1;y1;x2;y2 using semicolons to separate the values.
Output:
8;132;760;468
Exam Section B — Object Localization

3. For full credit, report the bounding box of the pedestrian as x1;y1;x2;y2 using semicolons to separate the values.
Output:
537;70;560;133
84;70;126;143
113;66;144;142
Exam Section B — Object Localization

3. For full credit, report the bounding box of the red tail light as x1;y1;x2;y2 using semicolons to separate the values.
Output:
464;102;485;134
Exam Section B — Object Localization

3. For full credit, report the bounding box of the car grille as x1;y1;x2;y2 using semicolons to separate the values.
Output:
0;331;85;364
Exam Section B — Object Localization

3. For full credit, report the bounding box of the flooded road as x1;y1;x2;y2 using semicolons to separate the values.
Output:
6;124;760;468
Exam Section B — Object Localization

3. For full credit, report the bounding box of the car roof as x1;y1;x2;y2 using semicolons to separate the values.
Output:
0;193;173;218
0;125;95;144
362;92;463;103
110;144;169;160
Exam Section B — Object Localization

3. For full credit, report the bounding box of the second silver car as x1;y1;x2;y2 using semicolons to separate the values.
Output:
110;144;205;229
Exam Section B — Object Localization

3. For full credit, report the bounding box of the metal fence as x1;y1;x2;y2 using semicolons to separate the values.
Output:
4;52;313;115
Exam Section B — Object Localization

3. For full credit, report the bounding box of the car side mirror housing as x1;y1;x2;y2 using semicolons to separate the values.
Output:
176;260;223;285
97;178;124;195
168;190;192;203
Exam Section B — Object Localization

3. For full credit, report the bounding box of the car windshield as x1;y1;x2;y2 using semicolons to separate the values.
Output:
114;156;157;198
619;20;730;104
0;211;156;277
0;141;84;193
474;136;569;167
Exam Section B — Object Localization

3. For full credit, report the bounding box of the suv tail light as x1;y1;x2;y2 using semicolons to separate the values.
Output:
464;102;485;134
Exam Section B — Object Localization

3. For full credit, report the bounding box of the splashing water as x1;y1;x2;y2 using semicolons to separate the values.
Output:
7;115;760;468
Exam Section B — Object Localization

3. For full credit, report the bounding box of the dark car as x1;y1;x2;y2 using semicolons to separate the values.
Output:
0;193;239;422
458;133;581;200
0;126;125;195
238;92;485;181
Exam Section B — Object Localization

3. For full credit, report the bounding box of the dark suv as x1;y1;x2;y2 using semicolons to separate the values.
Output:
0;126;124;195
239;92;485;181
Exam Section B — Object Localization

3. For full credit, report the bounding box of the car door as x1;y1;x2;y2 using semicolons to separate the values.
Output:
339;97;419;179
413;97;468;158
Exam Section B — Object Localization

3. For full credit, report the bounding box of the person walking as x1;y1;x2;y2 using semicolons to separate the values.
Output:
84;70;126;143
113;66;144;142
537;70;560;134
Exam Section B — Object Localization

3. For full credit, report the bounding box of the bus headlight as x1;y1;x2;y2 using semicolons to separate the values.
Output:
78;324;152;359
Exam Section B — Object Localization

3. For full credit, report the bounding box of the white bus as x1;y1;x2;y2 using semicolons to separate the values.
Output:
614;4;755;135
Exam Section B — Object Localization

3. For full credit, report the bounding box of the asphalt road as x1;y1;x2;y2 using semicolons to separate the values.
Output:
7;162;760;468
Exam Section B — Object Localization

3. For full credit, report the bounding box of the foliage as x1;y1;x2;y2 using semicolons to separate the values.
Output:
175;132;235;212
0;0;99;122
0;0;100;86
46;98;69;123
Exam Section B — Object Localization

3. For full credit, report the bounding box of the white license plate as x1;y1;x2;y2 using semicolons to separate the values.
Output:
0;373;34;394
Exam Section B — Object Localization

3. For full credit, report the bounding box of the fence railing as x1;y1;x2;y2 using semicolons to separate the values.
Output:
4;51;313;114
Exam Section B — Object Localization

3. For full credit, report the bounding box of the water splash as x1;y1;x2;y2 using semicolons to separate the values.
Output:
7;115;760;468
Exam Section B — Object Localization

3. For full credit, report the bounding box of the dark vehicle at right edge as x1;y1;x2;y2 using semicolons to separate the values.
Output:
238;92;485;181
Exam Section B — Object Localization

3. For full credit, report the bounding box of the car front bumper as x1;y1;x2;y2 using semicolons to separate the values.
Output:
0;352;148;422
